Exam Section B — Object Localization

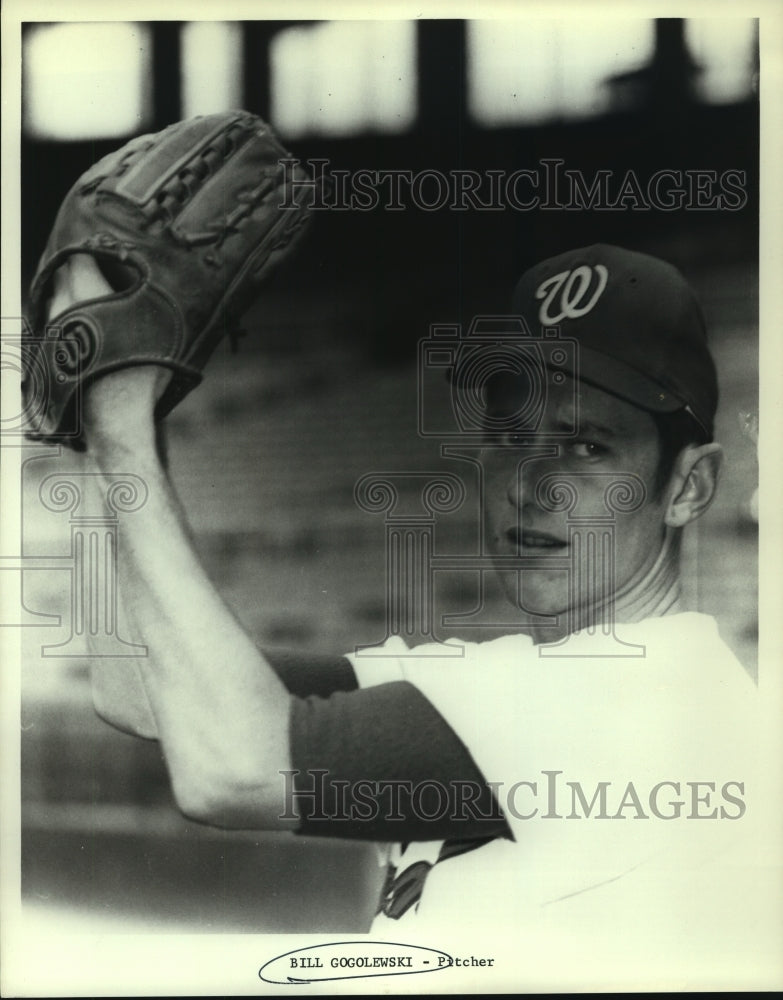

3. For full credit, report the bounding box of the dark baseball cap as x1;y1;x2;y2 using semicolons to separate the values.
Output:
510;244;718;439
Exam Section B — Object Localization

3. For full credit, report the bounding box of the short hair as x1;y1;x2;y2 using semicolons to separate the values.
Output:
651;409;710;499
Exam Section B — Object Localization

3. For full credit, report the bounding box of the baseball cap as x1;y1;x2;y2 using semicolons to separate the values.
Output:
510;244;718;439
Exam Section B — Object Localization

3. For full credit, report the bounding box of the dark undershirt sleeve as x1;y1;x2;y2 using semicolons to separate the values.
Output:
263;648;358;697
289;680;511;843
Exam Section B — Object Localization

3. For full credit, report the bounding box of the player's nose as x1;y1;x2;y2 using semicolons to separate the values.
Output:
506;454;546;509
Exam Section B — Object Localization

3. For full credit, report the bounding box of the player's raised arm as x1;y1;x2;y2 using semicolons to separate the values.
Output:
24;113;315;830
82;361;296;830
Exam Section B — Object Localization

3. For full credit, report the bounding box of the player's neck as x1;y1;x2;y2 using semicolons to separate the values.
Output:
528;528;682;645
612;527;683;624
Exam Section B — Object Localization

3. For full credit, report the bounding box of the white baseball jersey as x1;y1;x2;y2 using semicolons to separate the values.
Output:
349;613;764;962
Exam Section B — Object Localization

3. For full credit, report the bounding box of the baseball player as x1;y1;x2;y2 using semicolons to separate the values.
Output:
25;114;761;954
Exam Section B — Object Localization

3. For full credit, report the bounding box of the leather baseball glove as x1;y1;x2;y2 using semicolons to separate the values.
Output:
23;111;313;448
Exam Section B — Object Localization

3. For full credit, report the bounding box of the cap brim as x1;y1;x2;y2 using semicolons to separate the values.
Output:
552;345;686;414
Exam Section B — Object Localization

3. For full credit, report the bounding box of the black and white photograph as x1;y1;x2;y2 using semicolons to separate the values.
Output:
2;0;782;994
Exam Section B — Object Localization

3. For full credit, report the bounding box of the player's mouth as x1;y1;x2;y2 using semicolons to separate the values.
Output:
506;527;568;550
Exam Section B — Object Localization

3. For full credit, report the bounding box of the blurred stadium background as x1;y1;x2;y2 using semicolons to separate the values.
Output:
17;17;758;933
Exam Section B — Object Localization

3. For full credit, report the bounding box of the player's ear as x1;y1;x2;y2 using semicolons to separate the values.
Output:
664;442;723;527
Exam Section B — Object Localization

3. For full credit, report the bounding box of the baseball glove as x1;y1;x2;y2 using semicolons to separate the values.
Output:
23;110;313;448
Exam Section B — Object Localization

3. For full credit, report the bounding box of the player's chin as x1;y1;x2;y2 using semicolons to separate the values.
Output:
518;581;570;616
495;570;567;616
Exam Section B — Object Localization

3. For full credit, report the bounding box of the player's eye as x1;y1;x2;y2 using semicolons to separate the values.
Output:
480;429;527;447
569;440;608;459
497;431;529;448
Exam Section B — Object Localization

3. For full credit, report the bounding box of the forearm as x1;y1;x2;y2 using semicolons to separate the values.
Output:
88;426;177;740
87;398;294;830
88;624;159;739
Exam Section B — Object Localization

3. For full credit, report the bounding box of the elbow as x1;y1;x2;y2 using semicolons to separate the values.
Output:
92;689;159;741
161;709;295;830
169;766;289;831
170;776;231;827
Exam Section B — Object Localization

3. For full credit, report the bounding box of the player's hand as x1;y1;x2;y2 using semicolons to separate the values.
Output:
47;255;171;448
47;252;113;323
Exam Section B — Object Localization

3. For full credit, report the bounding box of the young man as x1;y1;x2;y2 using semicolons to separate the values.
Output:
44;243;758;945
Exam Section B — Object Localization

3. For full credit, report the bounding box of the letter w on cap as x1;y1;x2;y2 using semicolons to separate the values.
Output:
535;265;608;325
